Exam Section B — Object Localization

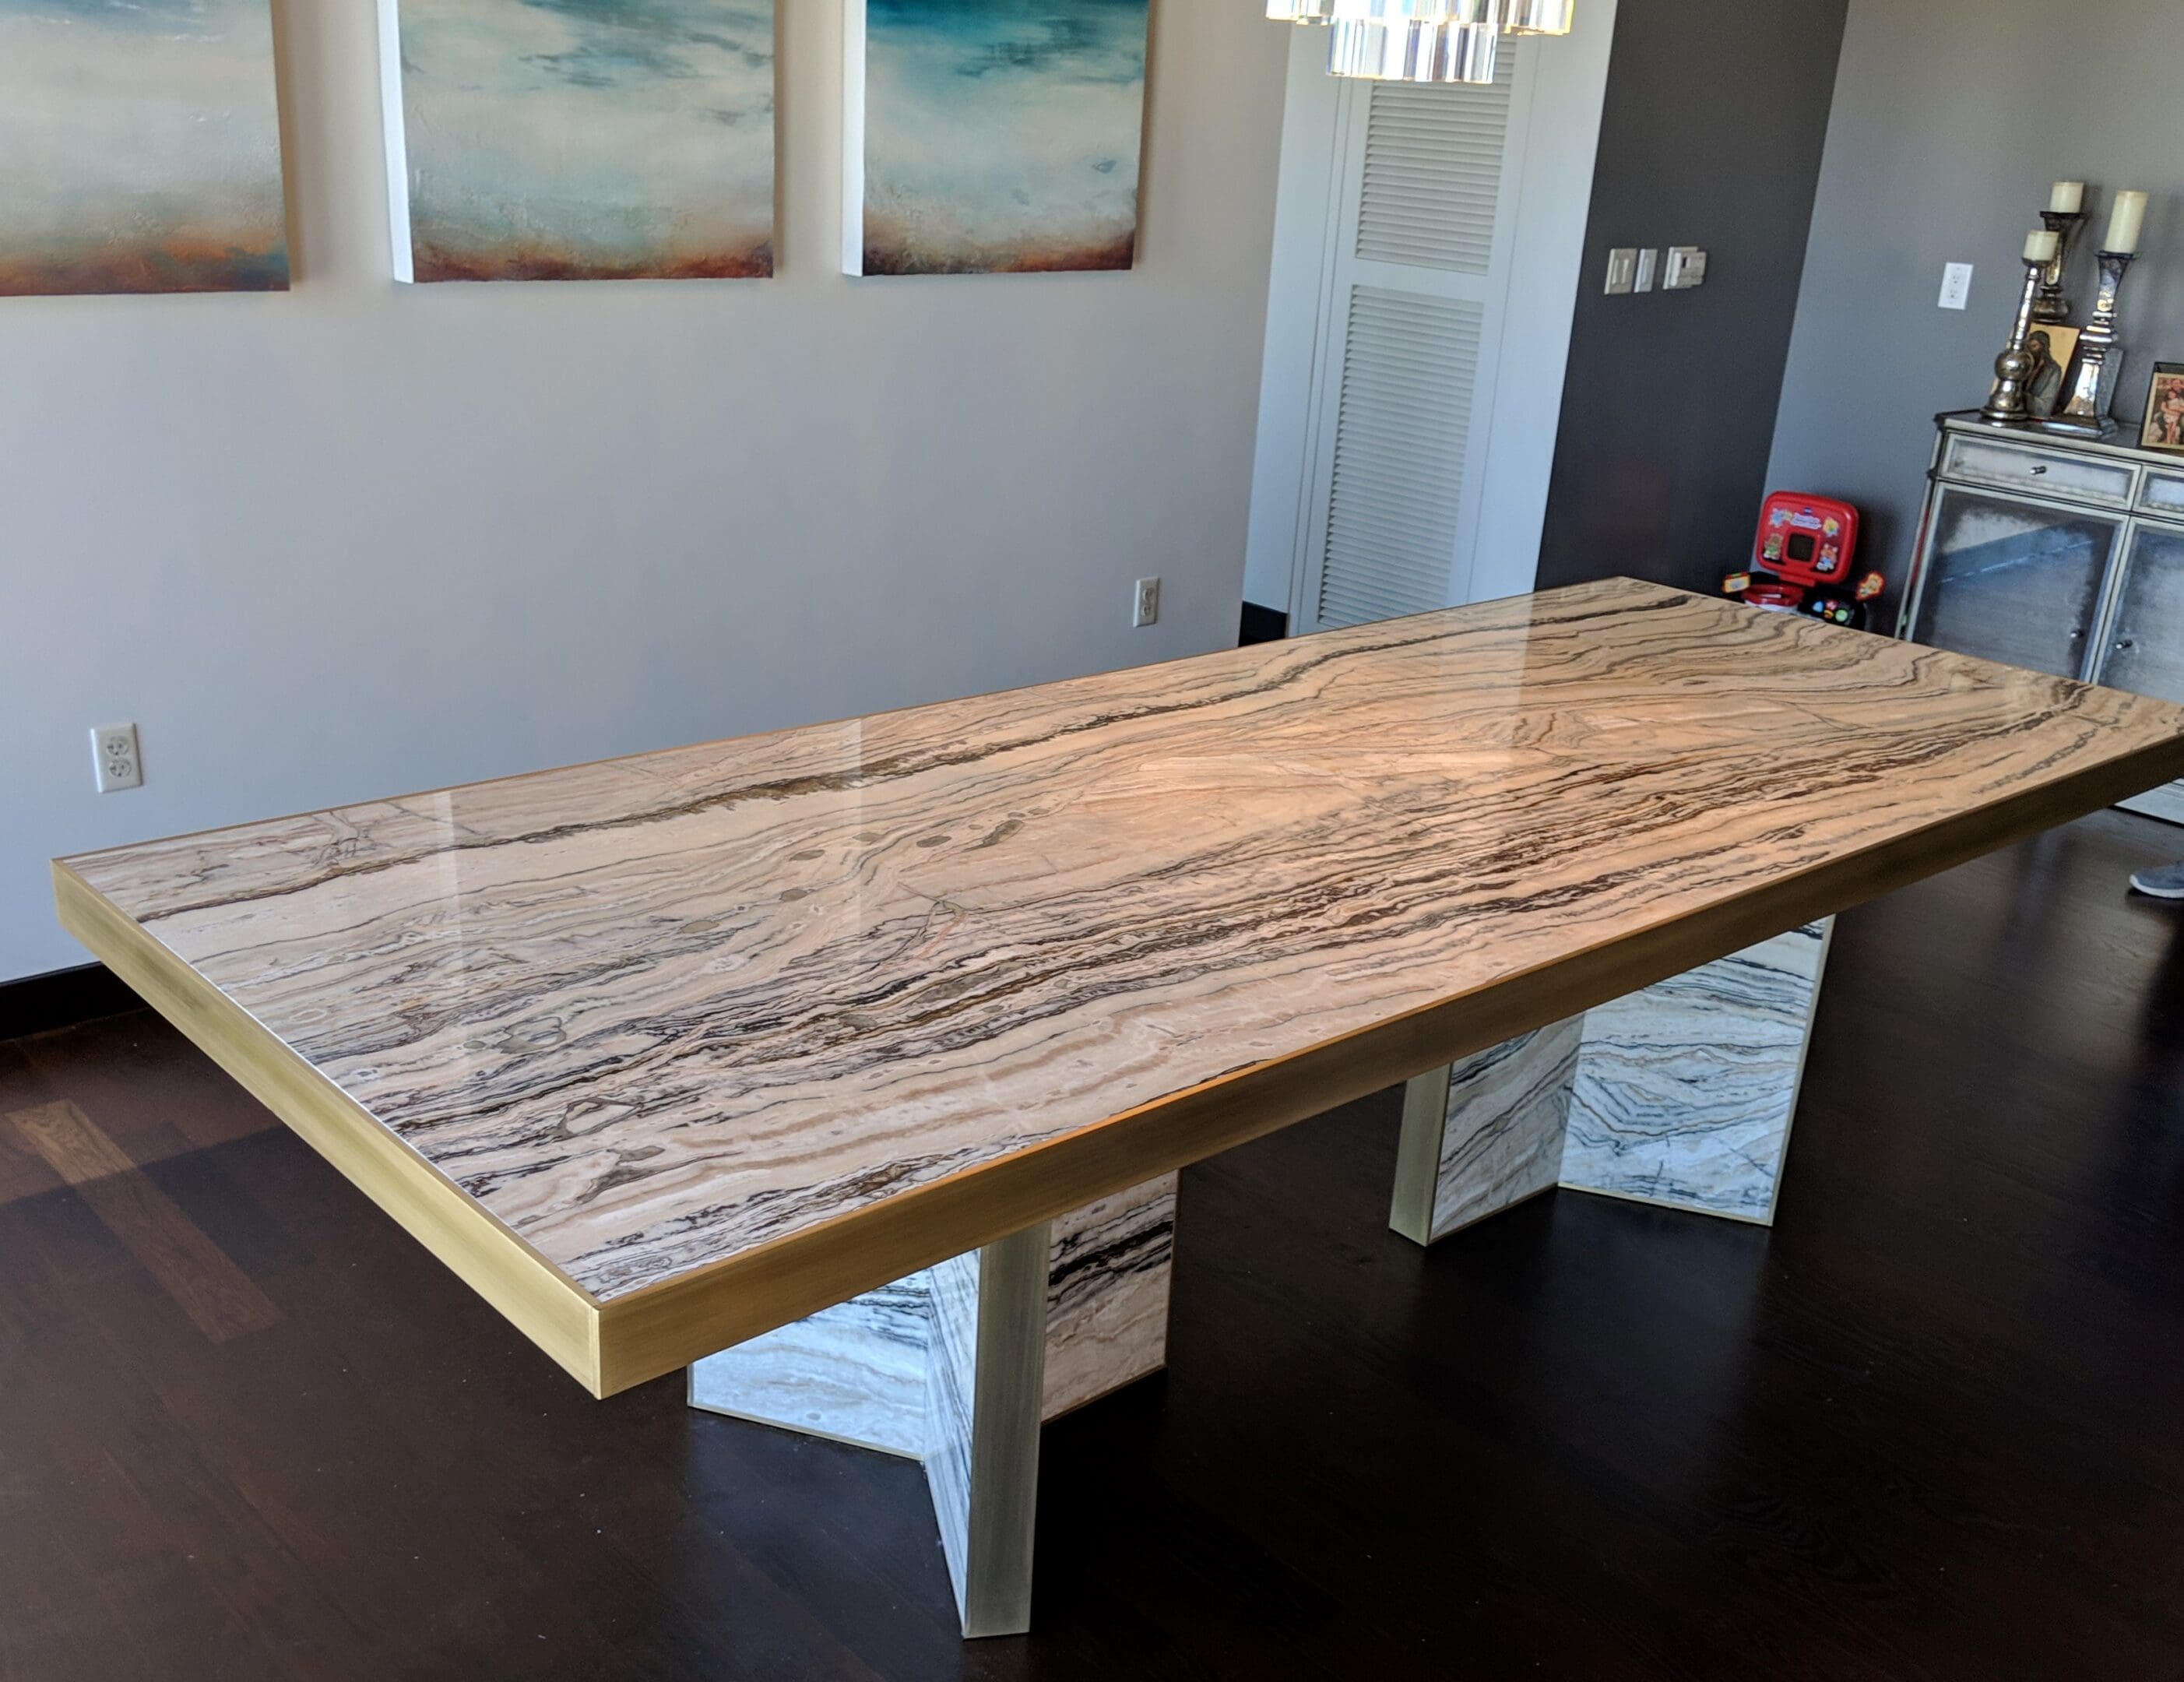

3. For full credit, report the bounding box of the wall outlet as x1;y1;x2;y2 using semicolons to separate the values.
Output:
1939;262;1975;311
1133;576;1162;628
1663;247;1708;290
1603;247;1637;295
1634;248;1660;294
91;722;142;793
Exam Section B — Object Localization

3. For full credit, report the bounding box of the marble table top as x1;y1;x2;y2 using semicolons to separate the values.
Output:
55;580;2184;1393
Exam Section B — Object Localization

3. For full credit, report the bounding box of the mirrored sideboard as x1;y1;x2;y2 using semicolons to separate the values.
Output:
1899;413;2184;824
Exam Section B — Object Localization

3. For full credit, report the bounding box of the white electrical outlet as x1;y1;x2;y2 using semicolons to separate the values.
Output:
1603;247;1637;295
91;722;142;793
1939;262;1975;310
1634;248;1659;293
1663;247;1708;290
1133;576;1162;628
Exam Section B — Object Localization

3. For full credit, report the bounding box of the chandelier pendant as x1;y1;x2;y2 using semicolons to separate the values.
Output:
1267;0;1574;85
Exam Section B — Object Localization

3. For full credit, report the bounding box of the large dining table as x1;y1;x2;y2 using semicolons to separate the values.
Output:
51;579;2184;1636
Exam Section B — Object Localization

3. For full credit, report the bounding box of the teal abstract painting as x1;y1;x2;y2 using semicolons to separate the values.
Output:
0;0;289;296
385;0;775;283
849;0;1149;276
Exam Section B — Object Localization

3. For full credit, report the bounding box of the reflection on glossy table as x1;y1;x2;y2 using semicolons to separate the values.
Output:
55;578;2184;1402
58;579;2184;1634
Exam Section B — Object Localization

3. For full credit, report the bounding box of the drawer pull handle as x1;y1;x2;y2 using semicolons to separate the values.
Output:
2031;464;2049;475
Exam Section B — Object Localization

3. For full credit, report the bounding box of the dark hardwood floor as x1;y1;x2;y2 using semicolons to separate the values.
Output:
5;810;2184;1680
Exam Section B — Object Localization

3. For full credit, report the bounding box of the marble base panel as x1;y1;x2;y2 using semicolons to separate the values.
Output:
924;1227;1045;1635
1391;1018;1582;1244
689;1173;1176;1635
687;1274;932;1457
1394;923;1832;1241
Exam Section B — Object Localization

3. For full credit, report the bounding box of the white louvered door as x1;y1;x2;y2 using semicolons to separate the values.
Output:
1294;56;1533;632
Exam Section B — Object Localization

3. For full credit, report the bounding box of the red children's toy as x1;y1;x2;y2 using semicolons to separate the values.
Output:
1722;491;1887;629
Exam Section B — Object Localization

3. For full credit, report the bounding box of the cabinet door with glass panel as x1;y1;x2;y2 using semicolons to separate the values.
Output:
2093;521;2184;701
1907;484;2126;681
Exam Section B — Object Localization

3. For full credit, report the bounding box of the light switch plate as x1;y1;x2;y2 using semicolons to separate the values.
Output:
1939;262;1975;310
1663;246;1708;290
1603;248;1637;295
1634;248;1659;294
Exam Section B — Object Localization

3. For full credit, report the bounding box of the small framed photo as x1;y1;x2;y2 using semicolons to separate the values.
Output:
2144;364;2184;452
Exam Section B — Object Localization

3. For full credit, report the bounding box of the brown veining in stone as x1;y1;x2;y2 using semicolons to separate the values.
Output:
58;582;2184;1310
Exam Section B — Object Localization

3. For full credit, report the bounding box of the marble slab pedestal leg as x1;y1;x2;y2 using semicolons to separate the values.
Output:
688;1174;1176;1638
1393;922;1834;1242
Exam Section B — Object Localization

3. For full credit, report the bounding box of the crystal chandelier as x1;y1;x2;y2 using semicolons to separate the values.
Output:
1267;0;1575;86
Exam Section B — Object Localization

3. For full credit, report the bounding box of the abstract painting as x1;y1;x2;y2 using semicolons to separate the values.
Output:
848;0;1150;276
0;0;290;297
385;0;774;283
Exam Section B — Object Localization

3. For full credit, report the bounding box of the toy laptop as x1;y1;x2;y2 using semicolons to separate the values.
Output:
1723;492;1885;629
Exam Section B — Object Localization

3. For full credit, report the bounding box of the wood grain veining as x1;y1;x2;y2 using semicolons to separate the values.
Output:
54;582;2184;1394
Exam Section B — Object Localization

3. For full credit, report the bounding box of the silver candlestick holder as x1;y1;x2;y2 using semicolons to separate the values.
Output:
2032;209;2087;325
2041;249;2135;438
1980;257;2049;427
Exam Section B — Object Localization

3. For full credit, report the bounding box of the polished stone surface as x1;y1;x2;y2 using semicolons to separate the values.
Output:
1419;1020;1582;1240
1401;922;1833;1240
1041;1176;1176;1417
16;811;2184;1677
923;1246;986;1616
688;1174;1175;1452
59;581;2184;1306
1560;922;1831;1221
688;1276;931;1458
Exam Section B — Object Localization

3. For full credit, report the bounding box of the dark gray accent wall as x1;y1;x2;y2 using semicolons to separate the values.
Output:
1767;0;2184;597
1535;0;1849;596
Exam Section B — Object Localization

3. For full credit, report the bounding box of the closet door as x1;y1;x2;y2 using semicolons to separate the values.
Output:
1295;58;1529;633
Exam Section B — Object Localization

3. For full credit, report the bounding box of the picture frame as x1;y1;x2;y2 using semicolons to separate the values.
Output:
2143;364;2184;453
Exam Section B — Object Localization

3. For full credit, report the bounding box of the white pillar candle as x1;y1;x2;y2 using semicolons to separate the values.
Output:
2024;230;2060;264
2050;181;2085;215
2107;191;2149;255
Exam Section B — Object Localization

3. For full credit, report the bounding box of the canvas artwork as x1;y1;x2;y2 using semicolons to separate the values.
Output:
849;0;1151;276
0;0;290;297
386;0;775;283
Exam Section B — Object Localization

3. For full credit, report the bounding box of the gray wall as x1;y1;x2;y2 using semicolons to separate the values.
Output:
1769;0;2184;596
1535;0;1849;596
0;0;1288;982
